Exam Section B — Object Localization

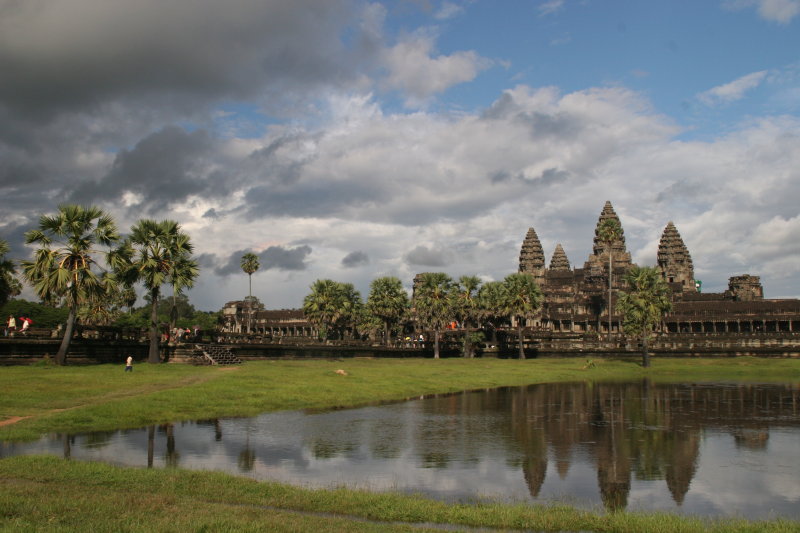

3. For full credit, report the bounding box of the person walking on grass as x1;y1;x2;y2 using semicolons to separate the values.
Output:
125;355;133;372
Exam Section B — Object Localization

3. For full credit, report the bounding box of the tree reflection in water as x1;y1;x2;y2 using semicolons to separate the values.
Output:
6;381;800;519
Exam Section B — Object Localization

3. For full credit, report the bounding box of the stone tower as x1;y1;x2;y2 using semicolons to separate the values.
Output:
584;201;632;276
727;275;763;301
519;227;546;284
549;244;571;271
657;222;696;292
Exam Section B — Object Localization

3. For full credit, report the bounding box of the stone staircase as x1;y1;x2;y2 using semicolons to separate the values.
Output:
192;344;242;365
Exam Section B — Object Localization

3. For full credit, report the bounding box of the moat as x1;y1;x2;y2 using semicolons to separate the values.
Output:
3;380;799;519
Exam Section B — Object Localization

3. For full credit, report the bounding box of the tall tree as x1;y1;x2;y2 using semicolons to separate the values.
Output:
453;275;482;358
21;205;120;365
119;219;195;363
366;276;409;346
413;272;455;359
121;286;137;314
336;282;363;340
167;240;199;334
240;252;260;333
501;272;543;360
616;266;672;368
477;280;507;344
0;239;19;307
302;279;342;341
597;217;622;341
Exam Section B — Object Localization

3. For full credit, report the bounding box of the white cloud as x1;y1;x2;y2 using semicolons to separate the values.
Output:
723;0;800;23
383;33;491;106
697;70;768;105
538;0;565;17
435;1;466;20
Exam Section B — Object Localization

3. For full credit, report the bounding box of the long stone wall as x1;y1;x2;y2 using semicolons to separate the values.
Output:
1;332;799;365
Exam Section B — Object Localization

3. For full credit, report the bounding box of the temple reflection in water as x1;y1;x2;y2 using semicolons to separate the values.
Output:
6;381;800;518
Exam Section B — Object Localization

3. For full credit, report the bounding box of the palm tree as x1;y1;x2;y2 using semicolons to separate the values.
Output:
303;279;342;342
477;281;507;345
366;276;409;346
453;275;482;358
616;266;672;368
597;217;622;341
21;205;120;365
501;272;543;360
77;272;125;326
119;219;195;363
121;286;137;314
336;282;363;340
0;239;19;307
167;238;199;335
240;252;260;333
413;272;455;359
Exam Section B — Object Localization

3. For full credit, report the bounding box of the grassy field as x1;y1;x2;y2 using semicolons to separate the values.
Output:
2;357;800;531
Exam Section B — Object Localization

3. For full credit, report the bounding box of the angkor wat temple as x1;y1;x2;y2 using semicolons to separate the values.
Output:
222;201;800;345
521;201;799;335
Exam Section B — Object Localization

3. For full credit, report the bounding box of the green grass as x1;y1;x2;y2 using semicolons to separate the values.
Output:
2;357;800;441
1;357;800;531
1;455;798;533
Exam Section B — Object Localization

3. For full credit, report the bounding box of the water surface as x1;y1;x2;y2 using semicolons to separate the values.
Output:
3;381;799;519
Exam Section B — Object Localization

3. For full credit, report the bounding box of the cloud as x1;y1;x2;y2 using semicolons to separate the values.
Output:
435;1;466;20
342;251;370;268
383;33;491;105
538;0;565;17
0;0;372;117
213;245;312;276
405;245;453;267
69;126;220;214
697;70;769;105
723;0;800;24
1;0;799;311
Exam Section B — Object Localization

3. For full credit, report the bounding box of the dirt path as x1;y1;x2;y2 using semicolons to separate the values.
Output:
0;416;31;427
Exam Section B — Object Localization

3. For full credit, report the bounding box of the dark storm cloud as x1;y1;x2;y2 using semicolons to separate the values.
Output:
0;222;34;263
341;251;369;268
68;126;217;213
404;245;451;267
0;0;362;119
213;245;312;276
243;180;385;220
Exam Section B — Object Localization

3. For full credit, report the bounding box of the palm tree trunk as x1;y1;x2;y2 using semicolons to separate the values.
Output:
55;307;77;365
517;320;526;360
148;288;161;363
433;329;440;359
608;251;613;342
247;273;252;334
641;335;650;368
384;320;390;346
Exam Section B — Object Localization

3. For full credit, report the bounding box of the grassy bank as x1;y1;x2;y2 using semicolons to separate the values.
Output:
2;455;798;533
2;357;800;441
2;357;800;532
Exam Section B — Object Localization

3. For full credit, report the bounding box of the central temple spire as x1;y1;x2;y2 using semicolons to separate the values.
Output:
657;221;696;292
584;201;632;277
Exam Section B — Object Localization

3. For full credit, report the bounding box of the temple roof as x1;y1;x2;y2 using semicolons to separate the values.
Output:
519;227;545;273
658;221;693;270
591;201;627;256
549;243;571;271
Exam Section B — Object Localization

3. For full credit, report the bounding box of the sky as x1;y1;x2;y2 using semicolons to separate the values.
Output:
1;0;799;311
